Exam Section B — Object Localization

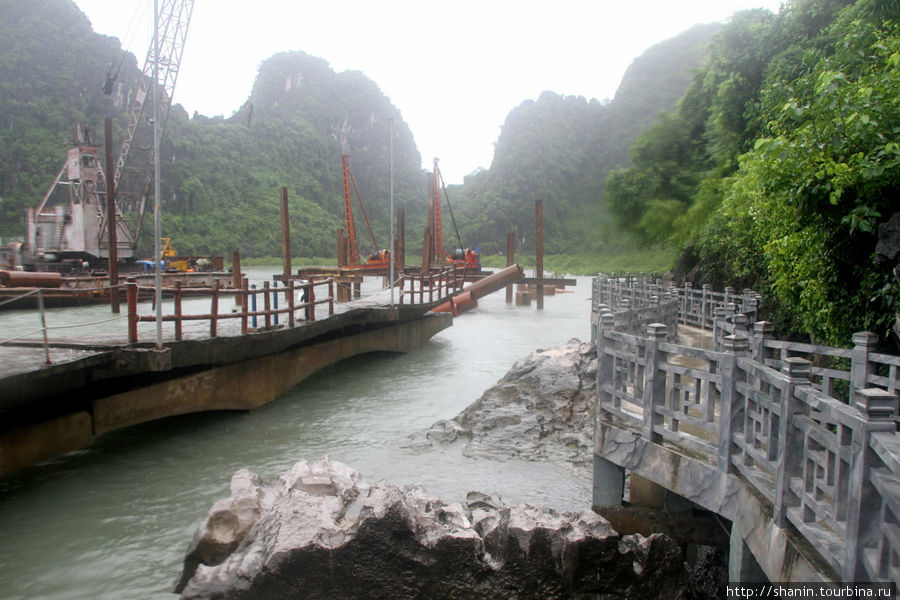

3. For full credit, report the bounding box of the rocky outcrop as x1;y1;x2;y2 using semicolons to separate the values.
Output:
176;457;690;600
408;340;596;464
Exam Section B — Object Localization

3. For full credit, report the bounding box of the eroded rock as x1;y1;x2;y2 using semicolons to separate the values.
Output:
176;458;690;599
409;339;597;464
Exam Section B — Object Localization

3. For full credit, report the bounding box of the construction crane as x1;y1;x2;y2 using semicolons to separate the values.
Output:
429;158;480;271
339;154;389;269
24;0;194;271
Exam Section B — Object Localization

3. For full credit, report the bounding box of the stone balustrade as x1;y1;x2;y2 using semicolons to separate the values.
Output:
592;275;900;585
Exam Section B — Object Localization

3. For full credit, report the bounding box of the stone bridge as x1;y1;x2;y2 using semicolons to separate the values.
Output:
591;275;900;586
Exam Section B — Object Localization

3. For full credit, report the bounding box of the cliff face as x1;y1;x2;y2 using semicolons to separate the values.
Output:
175;457;690;600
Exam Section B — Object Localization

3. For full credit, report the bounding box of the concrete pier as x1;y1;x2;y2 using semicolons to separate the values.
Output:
0;296;452;478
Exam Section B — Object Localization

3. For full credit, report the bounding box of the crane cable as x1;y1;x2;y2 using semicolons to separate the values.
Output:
104;1;151;94
437;170;464;255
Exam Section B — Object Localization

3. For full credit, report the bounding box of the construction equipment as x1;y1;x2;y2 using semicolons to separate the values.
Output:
429;158;480;271
339;154;390;270
24;0;194;271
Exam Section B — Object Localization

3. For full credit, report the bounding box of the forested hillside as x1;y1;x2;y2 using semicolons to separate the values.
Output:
605;0;900;346
0;0;136;236
0;1;424;259
160;51;424;257
450;24;720;256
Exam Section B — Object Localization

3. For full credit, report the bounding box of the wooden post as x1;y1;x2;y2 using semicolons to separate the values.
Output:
263;281;271;329
535;200;544;310
287;279;295;327
210;280;219;337
127;278;138;343
337;228;347;268
397;206;405;275
280;186;291;279
422;225;433;274
241;278;249;334
307;281;316;321
174;280;183;341
506;231;515;303
328;280;334;316
103;118;120;313
232;251;242;307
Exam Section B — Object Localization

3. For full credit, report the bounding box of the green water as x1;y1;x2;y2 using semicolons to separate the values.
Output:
0;270;594;599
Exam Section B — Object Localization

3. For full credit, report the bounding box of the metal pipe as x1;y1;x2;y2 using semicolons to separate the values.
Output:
389;119;395;309
506;231;515;303
280;187;291;279
153;0;163;348
38;290;51;365
536;199;544;311
104;118;120;313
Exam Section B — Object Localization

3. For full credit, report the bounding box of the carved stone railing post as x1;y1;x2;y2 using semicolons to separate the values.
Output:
850;332;879;401
718;334;750;474
702;284;712;329
752;321;775;364
774;357;811;528
733;313;749;338
597;313;617;409
743;289;759;322
642;323;669;444
712;306;728;349
683;281;692;325
843;388;899;581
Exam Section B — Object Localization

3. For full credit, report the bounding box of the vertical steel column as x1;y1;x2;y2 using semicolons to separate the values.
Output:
506;232;515;303
536;199;544;310
280;187;291;279
104;118;120;313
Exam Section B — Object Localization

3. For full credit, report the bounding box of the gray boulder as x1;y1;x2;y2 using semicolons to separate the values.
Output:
408;339;596;464
175;457;689;599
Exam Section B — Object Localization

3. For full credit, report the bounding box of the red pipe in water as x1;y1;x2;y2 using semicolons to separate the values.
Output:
429;264;523;316
0;270;63;288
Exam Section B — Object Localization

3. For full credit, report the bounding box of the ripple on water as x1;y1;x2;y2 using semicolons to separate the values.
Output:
0;273;594;600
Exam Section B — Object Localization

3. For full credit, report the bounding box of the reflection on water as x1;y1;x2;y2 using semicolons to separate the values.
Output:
0;270;593;600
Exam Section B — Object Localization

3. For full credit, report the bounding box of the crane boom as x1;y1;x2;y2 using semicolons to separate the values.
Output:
26;0;194;269
115;0;195;246
431;158;444;261
342;154;360;264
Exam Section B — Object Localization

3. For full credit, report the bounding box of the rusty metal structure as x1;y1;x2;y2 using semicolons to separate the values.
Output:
24;0;194;270
339;154;386;268
428;158;480;271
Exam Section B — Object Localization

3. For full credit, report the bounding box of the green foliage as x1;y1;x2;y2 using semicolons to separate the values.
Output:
0;0;129;237
479;247;677;276
1;3;424;260
690;1;900;344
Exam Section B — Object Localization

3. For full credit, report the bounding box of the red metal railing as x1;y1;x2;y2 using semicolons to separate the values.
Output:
397;265;466;305
126;277;334;343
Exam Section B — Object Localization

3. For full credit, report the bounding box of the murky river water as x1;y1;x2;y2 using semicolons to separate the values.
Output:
0;269;594;600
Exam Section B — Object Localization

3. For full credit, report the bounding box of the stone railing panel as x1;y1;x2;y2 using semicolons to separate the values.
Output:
868;351;900;397
597;324;646;426
730;356;793;502
592;275;900;587
785;385;866;574
655;341;724;457
847;389;900;582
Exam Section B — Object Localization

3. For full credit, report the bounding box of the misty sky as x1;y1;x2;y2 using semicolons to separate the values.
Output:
73;0;785;183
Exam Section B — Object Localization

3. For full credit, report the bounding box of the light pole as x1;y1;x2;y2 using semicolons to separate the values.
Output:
389;118;394;309
153;0;163;348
